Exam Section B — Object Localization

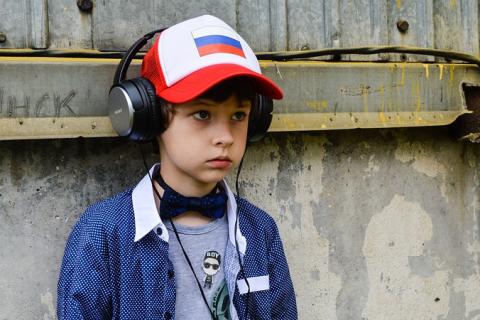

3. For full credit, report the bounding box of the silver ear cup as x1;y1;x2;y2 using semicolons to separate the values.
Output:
108;86;135;137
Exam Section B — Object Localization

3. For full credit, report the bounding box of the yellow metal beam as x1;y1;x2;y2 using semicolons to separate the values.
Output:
0;58;477;140
0;117;114;140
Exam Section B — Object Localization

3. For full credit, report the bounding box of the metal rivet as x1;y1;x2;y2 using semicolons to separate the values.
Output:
0;32;7;43
397;20;409;33
77;0;93;12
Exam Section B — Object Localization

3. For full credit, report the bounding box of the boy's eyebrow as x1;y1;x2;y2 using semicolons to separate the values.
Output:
238;101;252;109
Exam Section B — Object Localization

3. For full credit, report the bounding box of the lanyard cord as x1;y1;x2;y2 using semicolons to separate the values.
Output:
170;220;217;320
138;142;217;320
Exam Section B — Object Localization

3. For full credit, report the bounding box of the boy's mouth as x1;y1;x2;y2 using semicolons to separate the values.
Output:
206;157;233;169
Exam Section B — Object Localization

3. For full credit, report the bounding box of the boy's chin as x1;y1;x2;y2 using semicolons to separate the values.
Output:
198;170;230;185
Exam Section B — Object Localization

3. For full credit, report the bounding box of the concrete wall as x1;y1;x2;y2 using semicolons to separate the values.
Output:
1;127;479;319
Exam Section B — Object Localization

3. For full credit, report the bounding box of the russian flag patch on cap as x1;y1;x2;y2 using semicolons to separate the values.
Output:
192;26;245;58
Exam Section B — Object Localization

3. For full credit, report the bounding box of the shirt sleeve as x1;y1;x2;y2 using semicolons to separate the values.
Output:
268;222;298;319
57;214;112;319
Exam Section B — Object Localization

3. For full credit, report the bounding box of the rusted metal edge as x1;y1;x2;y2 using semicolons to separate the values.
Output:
270;111;469;131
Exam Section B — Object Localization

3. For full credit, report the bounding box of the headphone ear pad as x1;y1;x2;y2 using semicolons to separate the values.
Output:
131;77;164;141
247;94;273;143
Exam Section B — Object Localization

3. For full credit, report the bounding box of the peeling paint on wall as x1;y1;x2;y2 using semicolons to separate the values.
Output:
453;192;480;319
362;194;450;320
394;137;448;202
394;140;447;178
40;289;56;320
239;134;342;320
364;154;381;175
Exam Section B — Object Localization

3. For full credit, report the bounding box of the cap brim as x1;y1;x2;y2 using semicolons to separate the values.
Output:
158;64;283;104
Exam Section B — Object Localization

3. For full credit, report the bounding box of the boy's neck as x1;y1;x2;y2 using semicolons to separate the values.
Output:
160;165;217;198
171;211;215;226
152;179;215;227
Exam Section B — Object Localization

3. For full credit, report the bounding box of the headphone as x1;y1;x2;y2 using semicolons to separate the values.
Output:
108;29;274;143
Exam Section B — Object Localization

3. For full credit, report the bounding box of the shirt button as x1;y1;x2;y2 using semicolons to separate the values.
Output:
168;270;175;279
156;227;163;236
164;311;172;320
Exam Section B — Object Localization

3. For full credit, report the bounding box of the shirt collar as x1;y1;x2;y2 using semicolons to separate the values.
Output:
132;164;246;254
132;165;161;242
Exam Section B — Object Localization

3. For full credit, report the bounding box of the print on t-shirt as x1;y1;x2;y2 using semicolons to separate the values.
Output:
212;279;230;320
203;250;221;289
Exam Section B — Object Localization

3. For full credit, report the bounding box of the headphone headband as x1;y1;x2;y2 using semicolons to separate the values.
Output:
113;28;166;85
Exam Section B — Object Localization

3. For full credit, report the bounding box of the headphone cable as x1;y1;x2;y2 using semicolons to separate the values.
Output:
3;45;480;67
234;154;252;319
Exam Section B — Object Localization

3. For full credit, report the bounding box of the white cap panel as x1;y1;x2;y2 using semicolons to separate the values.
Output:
158;15;261;87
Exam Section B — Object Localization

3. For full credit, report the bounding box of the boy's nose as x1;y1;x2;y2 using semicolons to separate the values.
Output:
212;121;234;146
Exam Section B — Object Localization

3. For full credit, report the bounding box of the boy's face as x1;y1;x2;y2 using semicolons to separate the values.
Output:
158;93;251;194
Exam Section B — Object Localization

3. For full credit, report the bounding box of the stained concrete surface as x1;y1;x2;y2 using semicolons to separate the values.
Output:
0;128;479;319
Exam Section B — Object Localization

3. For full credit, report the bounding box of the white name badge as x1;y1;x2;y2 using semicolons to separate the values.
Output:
237;275;270;294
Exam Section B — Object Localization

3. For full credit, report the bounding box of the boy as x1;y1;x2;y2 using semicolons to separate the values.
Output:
57;15;297;319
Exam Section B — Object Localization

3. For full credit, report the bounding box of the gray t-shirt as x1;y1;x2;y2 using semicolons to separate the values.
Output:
165;214;230;320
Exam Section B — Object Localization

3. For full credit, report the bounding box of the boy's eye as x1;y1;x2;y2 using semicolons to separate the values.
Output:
193;110;210;120
232;112;247;121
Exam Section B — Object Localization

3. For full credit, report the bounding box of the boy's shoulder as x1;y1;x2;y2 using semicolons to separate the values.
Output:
237;197;279;234
76;187;135;237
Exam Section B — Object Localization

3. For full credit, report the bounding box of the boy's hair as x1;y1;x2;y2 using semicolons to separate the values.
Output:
158;77;255;130
198;76;254;103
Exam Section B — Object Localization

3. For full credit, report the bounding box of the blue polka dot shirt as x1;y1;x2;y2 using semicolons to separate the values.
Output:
57;166;297;319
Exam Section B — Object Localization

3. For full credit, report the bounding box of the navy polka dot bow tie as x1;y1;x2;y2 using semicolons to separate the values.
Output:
156;173;227;220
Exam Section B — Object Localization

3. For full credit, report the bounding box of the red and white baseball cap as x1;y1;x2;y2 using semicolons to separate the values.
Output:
141;15;283;103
